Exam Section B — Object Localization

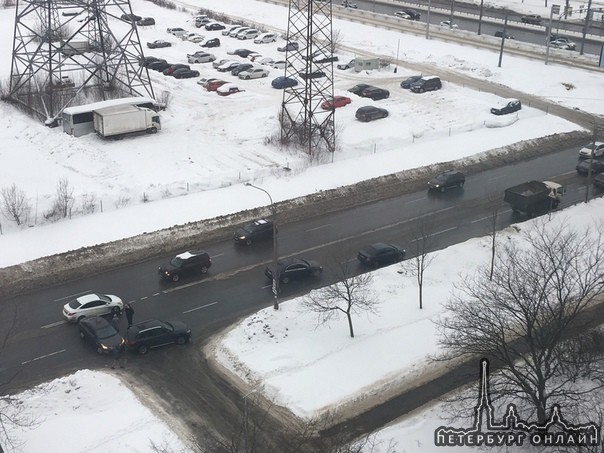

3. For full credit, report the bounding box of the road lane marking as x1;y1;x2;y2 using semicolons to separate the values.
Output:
306;224;332;232
21;349;66;365
409;227;457;242
182;301;218;314
41;320;66;329
406;197;425;204
471;215;492;224
53;290;92;302
140;296;148;301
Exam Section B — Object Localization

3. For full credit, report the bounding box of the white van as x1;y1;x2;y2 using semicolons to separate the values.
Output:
237;29;260;40
254;32;277;44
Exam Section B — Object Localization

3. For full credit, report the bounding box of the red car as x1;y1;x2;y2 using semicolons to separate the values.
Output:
206;79;228;91
321;95;352;110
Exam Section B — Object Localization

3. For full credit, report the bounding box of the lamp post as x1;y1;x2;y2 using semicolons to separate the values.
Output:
245;183;279;310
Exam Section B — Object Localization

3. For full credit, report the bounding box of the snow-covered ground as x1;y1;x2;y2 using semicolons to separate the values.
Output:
2;0;603;451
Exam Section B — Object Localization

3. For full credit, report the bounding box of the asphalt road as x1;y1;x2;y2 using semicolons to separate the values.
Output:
1;140;602;446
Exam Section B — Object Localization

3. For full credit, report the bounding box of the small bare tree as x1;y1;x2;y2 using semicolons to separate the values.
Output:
54;177;75;218
400;216;436;309
0;184;29;226
301;257;378;338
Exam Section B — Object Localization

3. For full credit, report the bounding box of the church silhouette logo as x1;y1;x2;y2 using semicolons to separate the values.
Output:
434;358;601;448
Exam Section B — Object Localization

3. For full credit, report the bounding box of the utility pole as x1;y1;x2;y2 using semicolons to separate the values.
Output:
478;0;485;35
498;13;509;67
580;0;593;55
545;6;554;65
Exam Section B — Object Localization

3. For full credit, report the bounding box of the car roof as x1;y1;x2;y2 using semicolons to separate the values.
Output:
130;319;164;332
175;249;206;259
77;293;101;303
80;316;111;328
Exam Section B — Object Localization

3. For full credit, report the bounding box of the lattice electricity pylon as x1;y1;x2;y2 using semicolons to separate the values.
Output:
281;0;336;155
8;0;154;124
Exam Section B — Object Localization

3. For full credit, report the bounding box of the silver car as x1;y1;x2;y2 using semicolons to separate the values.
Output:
238;67;269;80
63;293;124;323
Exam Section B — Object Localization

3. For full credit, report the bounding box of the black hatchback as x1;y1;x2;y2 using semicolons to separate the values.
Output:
358;243;406;268
126;319;191;354
79;316;124;354
428;170;465;192
361;87;390;101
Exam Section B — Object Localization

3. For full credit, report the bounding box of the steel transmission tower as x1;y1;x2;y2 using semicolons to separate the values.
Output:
8;0;154;124
281;0;336;155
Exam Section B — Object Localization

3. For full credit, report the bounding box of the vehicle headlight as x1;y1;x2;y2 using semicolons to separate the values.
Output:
100;344;108;350
187;330;192;335
238;235;246;240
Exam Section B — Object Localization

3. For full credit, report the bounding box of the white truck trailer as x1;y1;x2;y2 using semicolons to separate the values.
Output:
93;105;161;139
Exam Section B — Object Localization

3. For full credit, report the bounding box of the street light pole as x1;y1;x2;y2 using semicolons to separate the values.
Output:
245;183;279;309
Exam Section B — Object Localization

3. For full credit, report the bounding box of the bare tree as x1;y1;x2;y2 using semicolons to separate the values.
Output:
0;184;29;226
54;177;75;218
488;206;498;281
437;220;604;423
301;258;378;338
400;216;436;309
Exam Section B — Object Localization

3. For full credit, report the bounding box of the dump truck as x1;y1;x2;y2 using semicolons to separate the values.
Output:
503;180;565;217
93;105;161;139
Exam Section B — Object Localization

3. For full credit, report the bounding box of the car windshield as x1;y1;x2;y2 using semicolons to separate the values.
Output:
163;321;174;331
170;257;183;267
435;174;449;182
95;324;117;339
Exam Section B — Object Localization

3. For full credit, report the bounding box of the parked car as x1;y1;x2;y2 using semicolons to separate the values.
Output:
355;106;389;122
167;27;187;37
494;30;515;39
79;316;124;354
348;83;372;95
136;17;155;26
229;26;250;38
228;48;255;58
158;249;212;282
187;52;216;63
239;67;269;79
400;75;422;89
238;29;261;40
254;32;277;44
217;83;245;96
201;38;220;48
265;257;323;284
198;77;218;88
410;76;442;93
271;76;298;89
217;61;243;72
222;24;243;36
341;0;358;8
399;8;420;20
121;13;142;22
299;70;326;80
593;173;604;190
206;79;228;91
139;56;163;67
52;75;75;88
231;63;253;75
491;98;522;115
278;42;299;52
63;293;124;323
148;60;172;71
579;142;604;159
205;22;226;31
163;64;190;75
126;319;191;355
576;159;604;175
194;18;211;28
247;52;263;62
439;20;458;28
234;219;273;245
172;68;200;79
521;14;542;25
186;33;205;43
337;59;355;70
257;57;274;66
271;60;290;69
428;169;466;192
321;95;352;110
147;40;171;49
394;11;411;19
550;38;576;50
357;243;406;268
212;58;231;69
360;86;389;100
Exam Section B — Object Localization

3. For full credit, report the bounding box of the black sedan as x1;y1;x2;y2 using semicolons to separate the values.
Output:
79;316;124;354
172;68;200;79
357;243;406;268
121;13;142;22
206;23;226;31
148;60;171;71
265;257;323;284
137;17;155;26
126;319;191;354
576;159;604;176
491;99;522;115
361;86;389;100
348;83;372;96
147;40;172;49
139;56;163;67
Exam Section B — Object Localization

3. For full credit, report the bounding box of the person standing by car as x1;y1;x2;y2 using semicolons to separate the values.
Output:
125;303;135;328
111;313;120;332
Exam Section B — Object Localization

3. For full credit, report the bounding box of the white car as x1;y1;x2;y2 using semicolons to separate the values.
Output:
237;29;260;40
272;60;289;69
229;26;250;38
579;142;604;159
187;52;216;63
212;58;232;69
62;293;124;323
257;57;275;66
550;38;577;50
238;67;269;80
254;32;277;44
439;20;458;28
184;33;204;43
222;24;242;36
394;11;411;19
166;27;187;37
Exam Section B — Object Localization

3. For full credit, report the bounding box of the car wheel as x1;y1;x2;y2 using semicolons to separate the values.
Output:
262;73;267;77
200;266;209;274
111;306;121;316
282;276;290;284
138;344;149;355
245;238;253;246
176;336;187;345
420;87;425;93
150;127;157;134
172;274;180;282
245;76;250;80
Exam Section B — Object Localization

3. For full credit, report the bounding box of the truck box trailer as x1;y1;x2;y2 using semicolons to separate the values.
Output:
93;105;161;138
503;180;565;217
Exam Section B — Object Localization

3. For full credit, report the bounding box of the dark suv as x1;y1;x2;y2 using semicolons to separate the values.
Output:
126;319;191;354
234;219;274;245
428;170;466;192
521;14;542;25
360;86;390;100
356;106;389;122
401;8;420;20
158;249;211;282
410;76;442;93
